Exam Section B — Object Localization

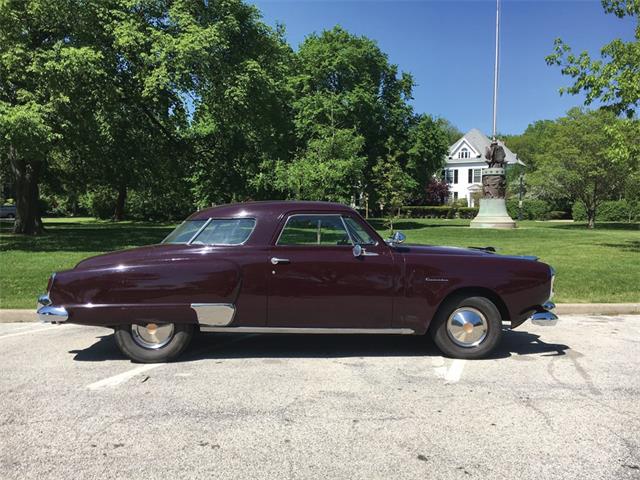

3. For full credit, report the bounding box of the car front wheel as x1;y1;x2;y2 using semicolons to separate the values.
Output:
114;322;194;363
430;296;502;359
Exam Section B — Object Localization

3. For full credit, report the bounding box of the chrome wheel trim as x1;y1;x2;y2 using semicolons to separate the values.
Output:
131;323;175;350
446;307;488;348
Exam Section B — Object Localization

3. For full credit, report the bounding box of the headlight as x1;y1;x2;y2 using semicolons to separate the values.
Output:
549;266;556;300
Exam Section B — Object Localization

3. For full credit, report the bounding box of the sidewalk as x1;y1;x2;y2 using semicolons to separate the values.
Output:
4;303;639;323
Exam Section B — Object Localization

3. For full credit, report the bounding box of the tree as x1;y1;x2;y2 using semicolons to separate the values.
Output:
373;153;417;231
435;118;463;146
0;1;107;233
425;178;450;205
268;127;366;203
290;27;414;204
406;115;449;199
184;2;295;207
0;0;190;232
546;0;640;117
527;108;635;228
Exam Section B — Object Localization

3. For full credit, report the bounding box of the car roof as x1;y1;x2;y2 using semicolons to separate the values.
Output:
189;201;354;220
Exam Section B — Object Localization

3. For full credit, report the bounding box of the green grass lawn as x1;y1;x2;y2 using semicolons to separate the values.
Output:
1;217;638;308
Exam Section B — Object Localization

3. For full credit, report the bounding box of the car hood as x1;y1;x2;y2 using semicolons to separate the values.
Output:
74;244;191;270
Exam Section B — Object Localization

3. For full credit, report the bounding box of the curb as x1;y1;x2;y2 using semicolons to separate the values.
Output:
1;303;638;323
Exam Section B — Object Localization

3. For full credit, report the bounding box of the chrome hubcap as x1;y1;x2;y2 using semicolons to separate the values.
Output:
446;307;488;348
131;323;175;349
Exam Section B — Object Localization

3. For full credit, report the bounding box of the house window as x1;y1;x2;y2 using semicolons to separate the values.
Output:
458;148;470;159
468;168;482;183
453;192;458;200
445;169;453;184
453;169;458;184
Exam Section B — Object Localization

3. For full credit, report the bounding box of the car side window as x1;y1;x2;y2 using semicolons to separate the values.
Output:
343;217;377;245
277;215;352;246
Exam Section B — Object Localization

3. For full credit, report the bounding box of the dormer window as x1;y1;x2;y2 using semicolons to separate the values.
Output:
458;148;470;159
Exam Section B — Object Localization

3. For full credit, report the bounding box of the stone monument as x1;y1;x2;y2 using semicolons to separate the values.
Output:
470;140;516;228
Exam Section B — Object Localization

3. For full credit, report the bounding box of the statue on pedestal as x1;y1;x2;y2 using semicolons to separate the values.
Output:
481;141;507;199
470;139;516;228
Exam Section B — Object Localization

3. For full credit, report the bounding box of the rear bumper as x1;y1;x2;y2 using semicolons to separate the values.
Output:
37;294;68;324
530;302;558;326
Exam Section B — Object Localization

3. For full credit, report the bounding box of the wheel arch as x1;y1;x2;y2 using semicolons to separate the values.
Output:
430;286;510;331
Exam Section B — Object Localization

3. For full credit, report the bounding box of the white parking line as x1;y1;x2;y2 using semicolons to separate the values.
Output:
0;325;81;340
444;359;466;383
86;364;164;390
431;356;466;384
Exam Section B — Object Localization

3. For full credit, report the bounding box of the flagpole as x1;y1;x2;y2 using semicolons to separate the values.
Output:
492;0;500;140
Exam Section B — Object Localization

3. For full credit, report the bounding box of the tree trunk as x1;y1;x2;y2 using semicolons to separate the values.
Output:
587;209;596;229
113;185;127;221
9;147;44;235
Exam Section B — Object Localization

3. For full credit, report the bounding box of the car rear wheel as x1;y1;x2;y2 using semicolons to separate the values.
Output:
430;296;502;359
114;322;194;363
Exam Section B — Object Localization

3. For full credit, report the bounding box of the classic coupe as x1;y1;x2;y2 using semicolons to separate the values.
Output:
37;201;557;362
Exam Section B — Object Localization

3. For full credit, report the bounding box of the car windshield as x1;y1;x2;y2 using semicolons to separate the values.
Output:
161;220;207;244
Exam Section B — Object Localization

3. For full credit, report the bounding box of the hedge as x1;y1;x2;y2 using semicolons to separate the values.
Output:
401;205;479;219
572;200;639;222
506;199;552;220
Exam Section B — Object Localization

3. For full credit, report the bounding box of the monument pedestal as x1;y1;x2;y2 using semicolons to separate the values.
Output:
470;198;516;229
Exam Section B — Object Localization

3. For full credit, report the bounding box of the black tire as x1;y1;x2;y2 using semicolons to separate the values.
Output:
114;323;194;363
430;295;502;359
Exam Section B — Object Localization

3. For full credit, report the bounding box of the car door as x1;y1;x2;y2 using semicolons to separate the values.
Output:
267;213;397;329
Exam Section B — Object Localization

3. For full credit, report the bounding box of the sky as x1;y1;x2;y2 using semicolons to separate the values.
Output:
251;0;636;136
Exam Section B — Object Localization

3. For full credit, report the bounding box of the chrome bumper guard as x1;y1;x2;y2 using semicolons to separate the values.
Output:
530;302;558;326
37;294;68;324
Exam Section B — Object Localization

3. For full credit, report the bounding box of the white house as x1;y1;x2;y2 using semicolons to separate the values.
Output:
445;129;523;207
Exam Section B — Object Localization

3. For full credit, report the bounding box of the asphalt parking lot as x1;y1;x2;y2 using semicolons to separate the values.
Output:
1;315;639;480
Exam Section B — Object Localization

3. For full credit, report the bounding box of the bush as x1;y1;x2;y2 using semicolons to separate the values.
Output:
401;205;479;219
573;200;639;222
545;210;569;220
457;207;479;219
79;188;117;219
127;188;194;222
506;198;551;220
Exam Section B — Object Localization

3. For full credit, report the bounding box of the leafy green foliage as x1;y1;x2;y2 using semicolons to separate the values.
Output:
269;127;366;203
373;154;417;230
573;199;639;222
546;0;640;117
525;108;637;228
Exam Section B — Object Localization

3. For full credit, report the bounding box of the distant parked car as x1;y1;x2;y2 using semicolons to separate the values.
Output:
0;204;16;219
37;201;557;363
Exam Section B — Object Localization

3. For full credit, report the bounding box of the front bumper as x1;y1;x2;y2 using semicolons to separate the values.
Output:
530;302;558;326
37;294;68;324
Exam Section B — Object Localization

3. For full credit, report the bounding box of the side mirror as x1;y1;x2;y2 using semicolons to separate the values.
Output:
389;231;406;245
352;244;363;257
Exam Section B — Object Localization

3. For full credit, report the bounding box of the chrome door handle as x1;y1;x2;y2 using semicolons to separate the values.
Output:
270;257;290;265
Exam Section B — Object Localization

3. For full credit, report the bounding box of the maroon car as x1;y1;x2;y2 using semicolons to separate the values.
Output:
37;201;557;362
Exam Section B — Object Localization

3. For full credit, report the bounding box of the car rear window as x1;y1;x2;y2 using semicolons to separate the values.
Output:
162;220;208;244
190;218;256;245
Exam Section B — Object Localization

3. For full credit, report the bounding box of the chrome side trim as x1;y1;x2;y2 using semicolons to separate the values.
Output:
190;303;236;327
199;326;415;334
